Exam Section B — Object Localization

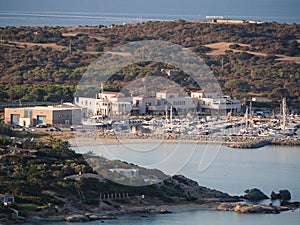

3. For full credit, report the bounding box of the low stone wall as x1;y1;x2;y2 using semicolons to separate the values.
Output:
73;131;300;148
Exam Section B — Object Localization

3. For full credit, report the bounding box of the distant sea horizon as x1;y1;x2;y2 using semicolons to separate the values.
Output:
0;10;299;27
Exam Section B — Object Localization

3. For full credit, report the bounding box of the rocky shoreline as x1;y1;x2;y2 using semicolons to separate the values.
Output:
4;186;299;224
0;173;241;224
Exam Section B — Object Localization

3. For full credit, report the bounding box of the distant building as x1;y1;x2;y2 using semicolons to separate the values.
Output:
216;19;245;24
131;95;157;115
211;18;264;25
4;104;86;127
74;89;241;117
151;90;197;114
191;90;241;113
191;90;218;99
0;193;15;206
74;96;98;116
75;91;132;117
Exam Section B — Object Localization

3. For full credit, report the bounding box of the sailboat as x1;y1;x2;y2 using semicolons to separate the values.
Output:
280;98;297;136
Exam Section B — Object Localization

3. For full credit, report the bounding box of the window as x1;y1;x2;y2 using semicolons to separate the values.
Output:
24;109;32;118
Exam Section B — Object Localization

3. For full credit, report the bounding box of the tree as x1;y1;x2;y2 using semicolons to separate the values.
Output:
224;79;241;96
269;87;290;100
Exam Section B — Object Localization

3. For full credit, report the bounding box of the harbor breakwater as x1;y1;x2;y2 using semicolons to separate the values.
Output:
72;131;300;148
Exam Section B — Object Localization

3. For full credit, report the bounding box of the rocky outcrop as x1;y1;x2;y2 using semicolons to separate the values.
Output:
280;200;300;208
146;208;172;214
270;191;280;200
164;175;240;202
279;190;291;201
270;190;291;201
65;214;91;222
234;204;279;214
217;202;300;214
65;214;116;222
243;188;269;201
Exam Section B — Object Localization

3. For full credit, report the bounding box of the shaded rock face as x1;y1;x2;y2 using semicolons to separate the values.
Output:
270;191;280;200
279;190;291;201
280;200;300;208
168;175;239;201
270;190;291;201
243;188;269;201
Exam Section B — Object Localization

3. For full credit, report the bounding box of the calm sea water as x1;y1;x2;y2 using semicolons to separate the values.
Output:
0;12;299;27
1;0;300;27
39;143;299;225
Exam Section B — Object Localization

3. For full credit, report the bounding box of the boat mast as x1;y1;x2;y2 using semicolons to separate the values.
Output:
170;105;173;125
282;97;286;130
165;105;168;124
245;106;249;130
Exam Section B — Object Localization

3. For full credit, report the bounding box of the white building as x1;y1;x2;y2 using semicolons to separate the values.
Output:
154;90;197;114
191;90;218;99
96;91;132;117
132;95;157;115
75;89;241;118
74;96;98;116
191;90;241;113
75;91;132;117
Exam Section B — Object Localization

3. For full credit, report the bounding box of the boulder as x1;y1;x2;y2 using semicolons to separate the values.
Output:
216;202;237;211
279;190;291;201
234;204;280;214
270;191;280;200
217;203;280;214
243;188;269;201
280;200;299;208
146;208;172;214
65;214;90;222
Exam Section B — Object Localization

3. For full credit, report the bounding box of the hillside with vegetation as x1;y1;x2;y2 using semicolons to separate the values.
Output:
0;124;238;223
0;21;299;106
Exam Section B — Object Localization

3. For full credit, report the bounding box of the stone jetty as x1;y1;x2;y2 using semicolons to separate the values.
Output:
72;131;300;149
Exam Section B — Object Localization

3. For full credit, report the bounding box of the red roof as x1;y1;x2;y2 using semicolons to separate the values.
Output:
191;90;205;93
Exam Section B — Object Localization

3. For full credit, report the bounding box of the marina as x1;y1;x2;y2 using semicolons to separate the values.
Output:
74;98;300;148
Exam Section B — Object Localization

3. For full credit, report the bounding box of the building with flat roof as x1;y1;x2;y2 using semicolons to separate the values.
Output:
74;89;241;117
75;91;132;117
4;104;86;127
191;90;241;113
